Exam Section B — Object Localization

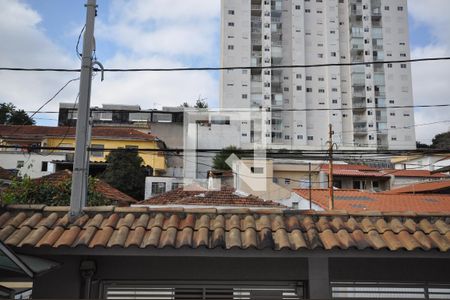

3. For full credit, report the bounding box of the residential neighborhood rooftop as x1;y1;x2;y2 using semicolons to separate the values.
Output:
0;205;449;252
138;186;283;208
387;180;450;194
26;170;136;206
294;188;450;213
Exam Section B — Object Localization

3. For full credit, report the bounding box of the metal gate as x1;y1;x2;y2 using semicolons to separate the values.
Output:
102;281;304;300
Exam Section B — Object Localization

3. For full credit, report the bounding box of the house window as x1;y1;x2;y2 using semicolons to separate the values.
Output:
151;182;166;195
91;144;105;158
17;160;24;168
285;178;291;185
41;161;48;172
251;167;264;174
171;183;183;190
292;202;299;209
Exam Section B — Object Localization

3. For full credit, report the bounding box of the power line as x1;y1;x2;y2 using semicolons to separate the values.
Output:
23;102;450;115
1;56;450;73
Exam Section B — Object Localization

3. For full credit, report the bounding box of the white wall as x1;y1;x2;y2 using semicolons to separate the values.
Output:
278;192;324;210
144;176;183;199
0;152;65;179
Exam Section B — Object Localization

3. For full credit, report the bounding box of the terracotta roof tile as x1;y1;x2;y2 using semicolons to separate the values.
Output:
139;186;283;208
31;170;137;205
294;188;450;212
382;169;449;178
1;206;450;252
387;180;450;194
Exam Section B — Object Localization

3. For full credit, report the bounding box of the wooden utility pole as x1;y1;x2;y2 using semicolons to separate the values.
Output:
328;124;334;210
70;0;97;218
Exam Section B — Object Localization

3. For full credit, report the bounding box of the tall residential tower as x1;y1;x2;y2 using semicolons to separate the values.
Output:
220;0;416;150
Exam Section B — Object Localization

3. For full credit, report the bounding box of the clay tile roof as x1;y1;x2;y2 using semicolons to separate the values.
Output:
138;185;283;208
32;170;136;205
0;167;16;181
0;205;449;252
387;180;450;194
321;164;389;178
382;169;449;178
294;188;450;213
0;125;156;141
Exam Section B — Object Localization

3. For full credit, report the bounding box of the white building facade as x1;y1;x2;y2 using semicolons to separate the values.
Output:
220;0;416;150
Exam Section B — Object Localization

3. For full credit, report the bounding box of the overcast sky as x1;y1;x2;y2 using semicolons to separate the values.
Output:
0;0;449;144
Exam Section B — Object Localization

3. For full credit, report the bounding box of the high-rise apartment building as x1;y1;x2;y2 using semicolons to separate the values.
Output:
220;0;416;150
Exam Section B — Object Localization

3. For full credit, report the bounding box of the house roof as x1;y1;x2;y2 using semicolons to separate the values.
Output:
382;169;449;178
139;186;283;208
321;164;389;178
294;189;450;213
0;125;156;141
387;180;450;194
33;170;137;205
0;167;16;181
0;205;448;252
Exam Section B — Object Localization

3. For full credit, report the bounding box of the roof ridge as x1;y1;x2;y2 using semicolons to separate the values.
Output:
3;205;450;217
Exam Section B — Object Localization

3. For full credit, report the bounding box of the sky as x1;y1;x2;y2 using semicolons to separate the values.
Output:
0;0;449;144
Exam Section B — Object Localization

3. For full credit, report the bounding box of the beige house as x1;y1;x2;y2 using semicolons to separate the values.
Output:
232;159;324;201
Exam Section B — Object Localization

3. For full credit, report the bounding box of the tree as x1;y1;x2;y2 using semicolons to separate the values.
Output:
194;98;208;109
431;131;450;150
0;102;35;125
416;141;430;149
101;149;147;200
212;146;241;171
1;177;109;206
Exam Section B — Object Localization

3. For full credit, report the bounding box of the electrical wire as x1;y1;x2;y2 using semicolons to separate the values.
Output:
1;56;450;73
75;25;86;60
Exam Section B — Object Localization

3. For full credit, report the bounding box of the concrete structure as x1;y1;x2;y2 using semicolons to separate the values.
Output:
0;125;166;177
220;0;415;150
392;154;450;172
144;176;184;199
0;152;63;179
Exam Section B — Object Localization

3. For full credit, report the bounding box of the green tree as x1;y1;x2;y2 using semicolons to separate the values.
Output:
1;177;109;206
194;98;208;109
416;141;430;149
101;149;147;200
0;102;35;125
431;132;450;149
212;146;241;171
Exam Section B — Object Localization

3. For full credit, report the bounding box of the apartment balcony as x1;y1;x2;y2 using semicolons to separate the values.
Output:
251;75;262;82
271;17;281;23
353;115;367;123
374;74;385;86
353;101;366;109
251;4;261;10
375;98;386;108
351;65;365;74
376;122;388;133
352;74;366;86
251;39;262;46
352;89;366;98
354;124;368;134
376;111;387;122
351;8;363;16
271;46;282;58
372;28;383;39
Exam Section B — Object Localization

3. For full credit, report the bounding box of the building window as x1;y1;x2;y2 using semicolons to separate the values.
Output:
251;167;264;174
91;144;105;158
171;182;183;190
41;161;48;172
151;182;166;195
285;178;291;185
292;202;299;209
228;9;234;15
228;22;234;27
17;160;24;168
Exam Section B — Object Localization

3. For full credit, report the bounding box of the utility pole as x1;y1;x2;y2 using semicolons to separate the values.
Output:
70;0;97;218
328;124;334;210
